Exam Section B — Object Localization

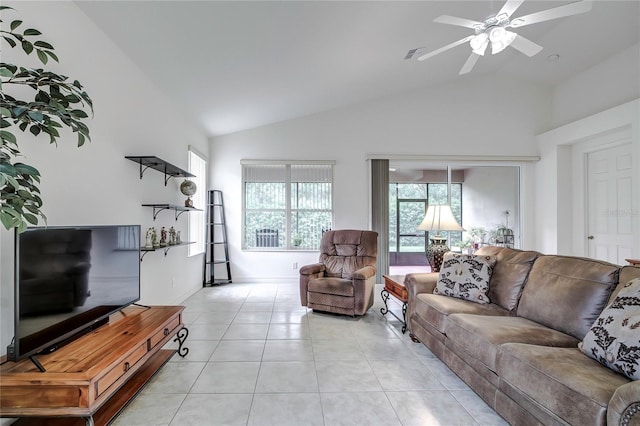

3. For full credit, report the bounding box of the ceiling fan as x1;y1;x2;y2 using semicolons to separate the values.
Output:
407;0;593;74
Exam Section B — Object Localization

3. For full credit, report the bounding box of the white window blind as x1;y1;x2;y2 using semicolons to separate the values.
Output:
242;161;334;250
188;148;207;256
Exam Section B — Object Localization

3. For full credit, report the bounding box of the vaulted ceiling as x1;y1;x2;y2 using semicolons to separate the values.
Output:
76;1;640;136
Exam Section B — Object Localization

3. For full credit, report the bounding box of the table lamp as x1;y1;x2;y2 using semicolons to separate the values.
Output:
417;205;464;272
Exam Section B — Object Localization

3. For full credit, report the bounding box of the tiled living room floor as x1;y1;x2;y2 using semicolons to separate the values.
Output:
111;282;508;426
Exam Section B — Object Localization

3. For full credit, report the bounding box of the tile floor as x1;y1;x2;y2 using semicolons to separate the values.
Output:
109;282;508;426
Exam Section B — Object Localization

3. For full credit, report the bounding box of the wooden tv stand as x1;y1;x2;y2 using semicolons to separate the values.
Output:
0;305;188;426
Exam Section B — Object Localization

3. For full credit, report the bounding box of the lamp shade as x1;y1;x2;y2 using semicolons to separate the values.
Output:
417;205;464;235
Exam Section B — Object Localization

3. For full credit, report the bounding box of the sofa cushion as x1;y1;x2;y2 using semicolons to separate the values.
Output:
496;343;630;426
517;255;619;340
308;277;354;297
446;314;579;372
474;246;539;311
434;253;496;304
413;293;509;334
579;278;640;380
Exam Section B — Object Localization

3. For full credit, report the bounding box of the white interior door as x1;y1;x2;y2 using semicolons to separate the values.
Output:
587;142;634;264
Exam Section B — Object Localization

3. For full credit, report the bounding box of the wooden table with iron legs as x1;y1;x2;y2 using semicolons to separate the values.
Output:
380;275;409;333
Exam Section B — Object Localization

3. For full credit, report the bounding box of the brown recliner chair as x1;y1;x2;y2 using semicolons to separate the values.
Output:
299;230;378;316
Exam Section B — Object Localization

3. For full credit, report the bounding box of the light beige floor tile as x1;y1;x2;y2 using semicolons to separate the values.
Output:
262;339;313;361
192;311;237;324
232;311;273;324
239;302;274;312
358;338;415;361
270;311;309;323
170;393;252;425
371;360;446;391
112;393;185;425
312;339;364;361
210;340;265;361
321;392;402;426
255;361;318;393
451;390;509;425
386;390;479;426
267;323;311;339
309;322;355;341
248;393;324;426
272;303;310;313
316;360;382;392
274;293;300;304
422;357;469;390
223;323;269;340
191;361;260;393
142;362;206;394
114;282;509;425
187;324;229;340
168;340;218;362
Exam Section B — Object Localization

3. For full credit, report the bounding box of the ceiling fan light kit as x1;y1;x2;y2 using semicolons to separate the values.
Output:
408;0;593;74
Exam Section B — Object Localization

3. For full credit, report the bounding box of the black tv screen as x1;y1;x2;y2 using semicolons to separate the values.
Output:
9;225;141;362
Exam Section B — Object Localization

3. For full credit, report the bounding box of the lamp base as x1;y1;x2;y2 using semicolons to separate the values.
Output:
426;237;449;272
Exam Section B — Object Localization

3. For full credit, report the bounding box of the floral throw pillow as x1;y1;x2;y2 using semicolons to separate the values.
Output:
433;253;496;304
578;278;640;380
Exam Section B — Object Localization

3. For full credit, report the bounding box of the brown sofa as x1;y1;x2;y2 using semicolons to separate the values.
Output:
405;246;640;426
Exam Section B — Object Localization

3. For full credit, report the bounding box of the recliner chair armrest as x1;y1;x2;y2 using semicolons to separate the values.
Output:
608;381;640;425
352;265;376;280
404;272;439;299
299;263;325;276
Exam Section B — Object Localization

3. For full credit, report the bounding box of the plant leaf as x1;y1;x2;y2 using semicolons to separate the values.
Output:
36;49;48;64
23;29;42;36
10;20;22;31
0;67;15;78
2;36;17;48
0;130;17;144
21;40;33;54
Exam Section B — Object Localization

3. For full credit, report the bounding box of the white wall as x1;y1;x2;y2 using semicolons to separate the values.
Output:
551;43;640;129
462;167;520;247
0;2;209;353
211;75;550;282
535;42;640;256
535;99;640;255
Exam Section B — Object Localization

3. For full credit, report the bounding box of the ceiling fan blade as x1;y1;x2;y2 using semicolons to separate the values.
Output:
510;0;593;28
416;36;474;61
498;0;526;19
509;34;543;57
434;15;483;29
459;52;480;75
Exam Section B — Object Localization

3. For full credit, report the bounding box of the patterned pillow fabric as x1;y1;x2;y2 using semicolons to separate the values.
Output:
433;253;497;304
578;278;640;380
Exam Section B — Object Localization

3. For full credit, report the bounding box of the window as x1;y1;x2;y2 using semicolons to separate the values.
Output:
188;147;207;256
242;161;334;250
389;183;463;253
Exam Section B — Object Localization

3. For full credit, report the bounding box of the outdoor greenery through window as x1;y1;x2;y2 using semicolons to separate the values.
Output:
242;161;334;250
389;183;462;253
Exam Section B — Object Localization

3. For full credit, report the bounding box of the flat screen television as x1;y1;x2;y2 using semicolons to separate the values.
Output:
8;225;141;364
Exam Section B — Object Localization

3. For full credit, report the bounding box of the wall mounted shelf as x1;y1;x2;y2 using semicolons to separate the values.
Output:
142;204;202;221
125;156;195;186
140;241;195;261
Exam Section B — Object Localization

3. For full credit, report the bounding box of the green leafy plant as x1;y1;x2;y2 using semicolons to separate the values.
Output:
1;5;93;232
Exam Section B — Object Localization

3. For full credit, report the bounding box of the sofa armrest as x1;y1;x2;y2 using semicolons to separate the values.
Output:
353;265;376;281
404;272;439;334
404;272;439;298
608;381;640;425
299;263;325;276
299;263;325;306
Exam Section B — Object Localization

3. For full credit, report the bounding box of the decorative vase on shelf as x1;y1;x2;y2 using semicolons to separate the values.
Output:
180;179;197;208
